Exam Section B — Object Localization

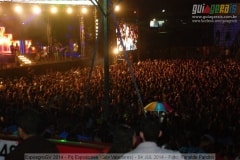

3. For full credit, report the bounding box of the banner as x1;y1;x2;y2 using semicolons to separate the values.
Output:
0;139;18;160
0;138;110;160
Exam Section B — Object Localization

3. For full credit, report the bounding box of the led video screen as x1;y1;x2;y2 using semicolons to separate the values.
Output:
150;19;165;28
116;21;138;51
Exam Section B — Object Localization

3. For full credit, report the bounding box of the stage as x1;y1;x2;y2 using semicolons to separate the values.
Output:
0;53;93;78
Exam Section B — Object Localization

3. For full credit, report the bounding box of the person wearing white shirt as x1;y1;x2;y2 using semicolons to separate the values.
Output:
119;116;183;160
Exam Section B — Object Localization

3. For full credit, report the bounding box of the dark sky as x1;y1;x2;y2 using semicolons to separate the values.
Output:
120;0;239;17
110;0;239;54
0;0;239;46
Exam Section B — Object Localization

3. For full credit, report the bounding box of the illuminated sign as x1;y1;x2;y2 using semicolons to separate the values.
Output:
9;0;97;5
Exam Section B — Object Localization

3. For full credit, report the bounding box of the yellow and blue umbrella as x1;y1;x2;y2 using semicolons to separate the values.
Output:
144;101;173;112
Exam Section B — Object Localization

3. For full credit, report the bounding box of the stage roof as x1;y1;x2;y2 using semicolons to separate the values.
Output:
10;0;97;5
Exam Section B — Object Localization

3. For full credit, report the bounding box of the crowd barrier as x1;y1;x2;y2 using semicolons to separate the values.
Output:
0;134;110;160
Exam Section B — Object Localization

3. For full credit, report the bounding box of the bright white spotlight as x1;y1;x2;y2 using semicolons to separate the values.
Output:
81;7;88;14
32;6;41;14
66;7;73;14
114;5;120;12
50;6;58;14
113;48;119;55
14;5;23;14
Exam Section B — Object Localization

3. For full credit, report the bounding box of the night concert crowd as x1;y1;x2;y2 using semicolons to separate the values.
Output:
0;57;240;158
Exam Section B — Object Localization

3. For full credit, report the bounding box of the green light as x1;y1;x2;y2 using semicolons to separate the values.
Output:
60;139;66;142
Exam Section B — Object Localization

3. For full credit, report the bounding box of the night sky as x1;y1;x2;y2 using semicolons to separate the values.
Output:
0;0;239;47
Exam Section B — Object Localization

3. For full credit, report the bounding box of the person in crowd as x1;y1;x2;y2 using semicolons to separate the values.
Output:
15;43;20;55
14;43;20;65
119;115;182;159
10;42;15;55
6;108;59;160
108;124;136;153
198;134;216;153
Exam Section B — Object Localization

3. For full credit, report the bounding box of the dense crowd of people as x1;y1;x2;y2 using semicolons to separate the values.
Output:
0;57;240;158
